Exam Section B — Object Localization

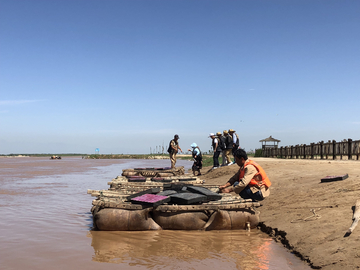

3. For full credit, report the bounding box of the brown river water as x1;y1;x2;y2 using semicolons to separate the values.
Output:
0;157;311;270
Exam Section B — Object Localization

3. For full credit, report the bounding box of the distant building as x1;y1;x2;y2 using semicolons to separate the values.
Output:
259;135;281;150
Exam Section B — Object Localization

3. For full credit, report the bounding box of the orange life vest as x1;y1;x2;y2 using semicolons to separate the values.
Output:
239;160;271;188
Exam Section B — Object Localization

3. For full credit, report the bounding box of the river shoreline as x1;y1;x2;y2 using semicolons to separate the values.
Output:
197;157;360;270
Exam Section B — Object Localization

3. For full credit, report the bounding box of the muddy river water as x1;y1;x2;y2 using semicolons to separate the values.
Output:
0;157;311;270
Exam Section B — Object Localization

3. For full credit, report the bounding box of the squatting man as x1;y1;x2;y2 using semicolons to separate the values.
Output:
219;148;271;202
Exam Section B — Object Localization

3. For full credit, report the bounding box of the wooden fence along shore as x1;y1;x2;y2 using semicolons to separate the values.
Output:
262;139;360;160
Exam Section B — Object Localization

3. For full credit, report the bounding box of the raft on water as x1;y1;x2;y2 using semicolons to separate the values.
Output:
88;166;261;231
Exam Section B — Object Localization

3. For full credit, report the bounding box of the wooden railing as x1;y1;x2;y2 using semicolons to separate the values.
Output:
262;139;360;160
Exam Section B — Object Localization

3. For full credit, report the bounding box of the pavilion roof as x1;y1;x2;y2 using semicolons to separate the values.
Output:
259;135;281;143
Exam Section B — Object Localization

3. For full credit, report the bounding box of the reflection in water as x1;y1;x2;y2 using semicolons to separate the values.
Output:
89;230;287;269
253;240;271;270
0;157;310;270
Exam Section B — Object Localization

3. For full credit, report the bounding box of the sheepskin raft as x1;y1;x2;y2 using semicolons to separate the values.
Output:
89;191;260;231
88;167;261;231
90;199;260;231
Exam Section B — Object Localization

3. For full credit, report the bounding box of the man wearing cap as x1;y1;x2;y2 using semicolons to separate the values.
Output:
209;133;222;169
223;130;233;165
219;148;271;201
168;134;182;169
229;129;240;163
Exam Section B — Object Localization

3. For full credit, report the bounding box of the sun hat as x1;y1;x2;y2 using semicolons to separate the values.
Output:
229;129;235;133
223;130;228;134
208;133;215;137
216;132;222;136
190;143;197;148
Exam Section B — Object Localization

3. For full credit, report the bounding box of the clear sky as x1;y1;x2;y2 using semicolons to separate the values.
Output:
1;0;359;154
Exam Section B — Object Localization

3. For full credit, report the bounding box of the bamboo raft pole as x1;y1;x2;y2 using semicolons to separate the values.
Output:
88;184;226;198
91;200;260;212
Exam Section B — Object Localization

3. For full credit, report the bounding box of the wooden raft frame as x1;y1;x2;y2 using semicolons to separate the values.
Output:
122;166;185;177
91;199;260;212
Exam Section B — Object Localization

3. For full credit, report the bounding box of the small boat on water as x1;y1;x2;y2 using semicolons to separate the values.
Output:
88;166;261;231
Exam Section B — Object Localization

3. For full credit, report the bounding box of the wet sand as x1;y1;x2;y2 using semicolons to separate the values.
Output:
0;157;310;269
199;157;360;270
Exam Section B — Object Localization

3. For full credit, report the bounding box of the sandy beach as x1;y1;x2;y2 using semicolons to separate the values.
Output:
198;157;360;269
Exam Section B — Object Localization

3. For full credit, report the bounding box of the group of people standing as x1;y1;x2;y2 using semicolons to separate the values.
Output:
167;129;240;174
209;129;239;169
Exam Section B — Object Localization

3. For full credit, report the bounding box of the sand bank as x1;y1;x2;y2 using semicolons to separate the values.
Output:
198;157;360;269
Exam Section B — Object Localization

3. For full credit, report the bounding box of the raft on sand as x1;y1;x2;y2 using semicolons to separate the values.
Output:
88;166;260;231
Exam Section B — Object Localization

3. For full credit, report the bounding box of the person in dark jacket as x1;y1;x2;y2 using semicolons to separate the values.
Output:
209;133;221;169
188;143;202;175
216;132;226;166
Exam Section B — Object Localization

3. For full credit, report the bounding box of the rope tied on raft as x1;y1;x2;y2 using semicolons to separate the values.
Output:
291;208;322;223
99;191;105;203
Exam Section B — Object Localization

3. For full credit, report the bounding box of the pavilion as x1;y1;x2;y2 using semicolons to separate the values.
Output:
259;135;281;150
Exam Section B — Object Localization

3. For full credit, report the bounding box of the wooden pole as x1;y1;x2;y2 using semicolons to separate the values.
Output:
348;138;352;160
332;140;337;160
311;143;314;159
320;141;324;160
345;199;360;236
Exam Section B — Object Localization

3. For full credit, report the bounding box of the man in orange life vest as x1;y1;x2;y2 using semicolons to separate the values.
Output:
218;148;271;201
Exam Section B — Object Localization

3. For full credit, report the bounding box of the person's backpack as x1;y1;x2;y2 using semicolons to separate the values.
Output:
219;137;226;150
226;135;233;148
167;140;173;154
235;133;240;147
196;150;203;161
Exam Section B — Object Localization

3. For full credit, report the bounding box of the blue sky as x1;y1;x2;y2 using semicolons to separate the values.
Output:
1;0;359;154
